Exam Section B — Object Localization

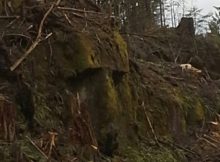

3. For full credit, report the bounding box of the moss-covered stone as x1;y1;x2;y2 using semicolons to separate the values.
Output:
113;31;129;70
94;70;120;124
105;75;118;112
186;98;205;124
53;32;97;77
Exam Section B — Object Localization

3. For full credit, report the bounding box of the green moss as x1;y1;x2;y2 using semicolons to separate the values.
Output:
100;73;133;120
148;87;187;136
182;94;205;124
63;35;94;71
145;87;204;137
118;75;133;115
170;88;206;125
103;73;119;115
172;88;185;105
87;69;121;130
71;34;96;70
51;30;129;77
113;31;128;66
54;32;98;77
192;100;205;122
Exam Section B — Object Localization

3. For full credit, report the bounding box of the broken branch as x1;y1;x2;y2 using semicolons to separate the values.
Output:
142;101;159;144
57;6;105;15
10;0;61;71
26;136;48;159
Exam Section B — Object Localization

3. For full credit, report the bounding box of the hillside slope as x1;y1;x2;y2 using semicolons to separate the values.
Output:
0;1;220;162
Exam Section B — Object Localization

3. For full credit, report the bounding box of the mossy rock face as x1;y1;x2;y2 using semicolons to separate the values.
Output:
113;31;129;71
148;87;205;139
151;88;187;138
53;32;97;78
62;68;134;155
102;72;119;115
51;30;129;78
126;61;209;144
185;97;205;125
18;29;131;135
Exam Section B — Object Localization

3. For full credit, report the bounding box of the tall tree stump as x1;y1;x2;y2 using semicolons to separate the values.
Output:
176;17;195;37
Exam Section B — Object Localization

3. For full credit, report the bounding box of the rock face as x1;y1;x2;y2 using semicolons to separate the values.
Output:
0;1;220;162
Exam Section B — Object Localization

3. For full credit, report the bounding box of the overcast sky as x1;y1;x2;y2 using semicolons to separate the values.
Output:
194;0;220;14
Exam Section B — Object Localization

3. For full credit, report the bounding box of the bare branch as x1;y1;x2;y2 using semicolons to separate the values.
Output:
26;136;48;160
57;6;105;15
0;15;20;19
10;0;61;71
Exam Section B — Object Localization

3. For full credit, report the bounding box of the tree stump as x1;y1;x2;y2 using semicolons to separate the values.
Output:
176;17;195;37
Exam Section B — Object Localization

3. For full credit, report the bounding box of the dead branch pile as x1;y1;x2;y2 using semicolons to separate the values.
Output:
0;0;110;72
